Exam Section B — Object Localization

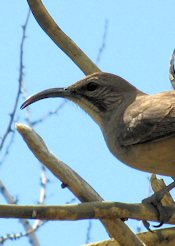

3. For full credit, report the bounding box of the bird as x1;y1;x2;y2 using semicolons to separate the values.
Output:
21;72;175;178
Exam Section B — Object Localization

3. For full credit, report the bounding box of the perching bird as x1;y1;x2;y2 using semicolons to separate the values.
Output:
21;72;175;177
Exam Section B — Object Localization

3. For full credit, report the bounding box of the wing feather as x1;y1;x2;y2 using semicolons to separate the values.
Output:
119;92;175;146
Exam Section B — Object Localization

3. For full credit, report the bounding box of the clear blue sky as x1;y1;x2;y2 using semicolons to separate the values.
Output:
1;1;175;245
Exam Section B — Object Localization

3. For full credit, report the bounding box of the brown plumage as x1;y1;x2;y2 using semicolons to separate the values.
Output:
21;72;175;177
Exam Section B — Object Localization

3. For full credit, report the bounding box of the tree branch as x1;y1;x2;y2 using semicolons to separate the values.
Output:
0;179;40;246
16;123;143;246
150;174;175;206
0;9;30;154
85;227;175;246
27;0;101;75
0;201;175;224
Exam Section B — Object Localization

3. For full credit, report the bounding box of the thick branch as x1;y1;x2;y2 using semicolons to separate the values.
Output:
85;227;175;246
27;0;101;75
16;123;143;246
0;202;175;224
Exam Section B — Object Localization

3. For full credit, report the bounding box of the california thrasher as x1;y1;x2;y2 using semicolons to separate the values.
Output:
21;72;175;177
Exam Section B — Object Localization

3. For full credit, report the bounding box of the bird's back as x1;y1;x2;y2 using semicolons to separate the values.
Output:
104;90;175;177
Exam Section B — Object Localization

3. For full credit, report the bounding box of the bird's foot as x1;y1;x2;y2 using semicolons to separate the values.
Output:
142;180;175;231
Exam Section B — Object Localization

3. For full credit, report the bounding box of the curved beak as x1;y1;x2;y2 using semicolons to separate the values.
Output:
20;87;71;109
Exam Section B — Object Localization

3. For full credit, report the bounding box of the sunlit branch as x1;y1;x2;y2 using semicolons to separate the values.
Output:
16;123;144;246
27;0;101;75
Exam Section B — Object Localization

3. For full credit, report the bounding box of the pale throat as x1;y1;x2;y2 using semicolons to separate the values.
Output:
71;97;103;127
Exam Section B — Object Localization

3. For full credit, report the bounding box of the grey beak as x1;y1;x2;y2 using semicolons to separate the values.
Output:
20;87;70;109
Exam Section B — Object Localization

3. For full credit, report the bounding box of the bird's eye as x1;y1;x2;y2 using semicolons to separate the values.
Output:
86;82;99;91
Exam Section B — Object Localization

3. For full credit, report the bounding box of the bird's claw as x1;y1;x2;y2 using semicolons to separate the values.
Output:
142;180;175;230
142;193;169;231
142;220;152;232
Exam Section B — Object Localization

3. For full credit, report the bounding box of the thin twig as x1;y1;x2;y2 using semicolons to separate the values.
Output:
31;102;66;126
0;9;30;152
0;180;40;246
0;180;17;204
96;19;109;64
85;220;92;244
0;10;42;245
0;220;45;245
38;165;48;204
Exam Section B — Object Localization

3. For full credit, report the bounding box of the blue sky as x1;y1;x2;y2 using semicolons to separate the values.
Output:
1;1;175;245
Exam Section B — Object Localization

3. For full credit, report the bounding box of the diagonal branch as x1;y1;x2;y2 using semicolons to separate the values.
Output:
27;0;101;75
150;174;175;206
85;227;175;246
16;123;144;246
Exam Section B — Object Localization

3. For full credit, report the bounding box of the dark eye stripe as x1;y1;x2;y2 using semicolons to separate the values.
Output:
86;82;99;91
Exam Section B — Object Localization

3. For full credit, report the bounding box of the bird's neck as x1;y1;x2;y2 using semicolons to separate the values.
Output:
101;90;144;155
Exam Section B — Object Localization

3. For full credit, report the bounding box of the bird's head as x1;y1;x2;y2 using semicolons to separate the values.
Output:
21;72;139;127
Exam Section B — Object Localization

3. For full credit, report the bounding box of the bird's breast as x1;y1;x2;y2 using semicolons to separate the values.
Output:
113;136;175;177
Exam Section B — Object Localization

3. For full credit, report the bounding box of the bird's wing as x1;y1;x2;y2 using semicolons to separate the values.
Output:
119;92;175;146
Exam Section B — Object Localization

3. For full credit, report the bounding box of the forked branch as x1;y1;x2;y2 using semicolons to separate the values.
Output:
16;123;144;246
